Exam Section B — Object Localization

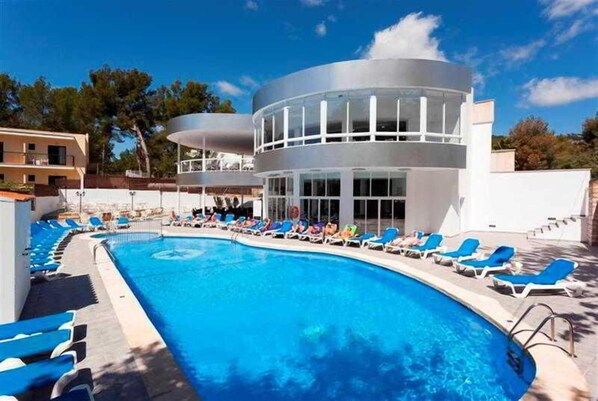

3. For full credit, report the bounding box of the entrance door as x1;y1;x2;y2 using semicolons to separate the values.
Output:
48;145;67;165
0;142;3;163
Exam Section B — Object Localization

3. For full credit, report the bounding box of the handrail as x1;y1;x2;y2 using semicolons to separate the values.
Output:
521;314;575;357
508;303;555;343
179;156;254;173
0;151;75;167
93;239;108;264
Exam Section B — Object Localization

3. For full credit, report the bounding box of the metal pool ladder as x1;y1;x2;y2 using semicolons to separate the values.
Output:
506;303;576;374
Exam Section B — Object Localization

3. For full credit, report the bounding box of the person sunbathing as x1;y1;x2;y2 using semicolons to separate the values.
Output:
388;231;422;248
331;225;355;240
321;222;338;240
258;218;272;233
293;220;308;234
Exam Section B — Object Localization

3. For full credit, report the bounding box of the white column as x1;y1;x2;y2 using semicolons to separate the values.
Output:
339;170;354;227
283;106;289;148
201;186;206;215
202;136;206;172
397;98;401;141
369;95;377;141
420;95;427;142
177;185;181;216
176;141;181;173
261;117;265;150
320;100;327;143
442;96;446;142
292;172;301;211
263;179;269;219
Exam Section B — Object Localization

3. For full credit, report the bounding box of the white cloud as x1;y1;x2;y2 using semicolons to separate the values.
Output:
245;0;258;10
362;12;446;61
540;0;597;19
500;39;545;63
555;18;594;43
315;21;327;37
522;76;598;106
327;14;337;22
215;81;246;97
239;75;259;89
301;0;326;6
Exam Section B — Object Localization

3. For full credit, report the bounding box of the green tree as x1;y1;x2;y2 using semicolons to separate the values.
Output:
0;74;21;126
18;77;52;129
582;114;598;148
506;116;560;170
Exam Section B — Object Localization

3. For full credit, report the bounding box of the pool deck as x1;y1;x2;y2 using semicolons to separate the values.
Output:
21;224;597;400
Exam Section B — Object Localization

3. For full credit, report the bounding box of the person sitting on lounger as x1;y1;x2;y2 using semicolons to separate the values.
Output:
292;220;308;234
321;222;338;240
258;218;272;233
168;210;180;226
331;225;355;240
388;231;422;248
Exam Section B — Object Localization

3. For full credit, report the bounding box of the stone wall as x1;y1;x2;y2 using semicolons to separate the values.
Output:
589;180;598;246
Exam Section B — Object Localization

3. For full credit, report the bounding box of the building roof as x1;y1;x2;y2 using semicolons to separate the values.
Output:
0;127;86;139
0;191;35;201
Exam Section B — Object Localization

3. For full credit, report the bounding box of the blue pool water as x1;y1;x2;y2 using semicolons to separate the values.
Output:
104;235;535;401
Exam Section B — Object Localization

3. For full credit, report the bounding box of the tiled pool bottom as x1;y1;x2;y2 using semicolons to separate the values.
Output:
105;236;534;401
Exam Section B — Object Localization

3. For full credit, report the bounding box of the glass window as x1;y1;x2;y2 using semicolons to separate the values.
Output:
353;172;370;196
371;172;388;197
274;109;285;148
399;96;420;133
313;173;326;196
326;96;348;135
445;93;462;136
377;96;397;132
380;200;393;231
304;101;320;144
329;199;340;222
288;105;303;144
264;115;273;145
255;125;262;150
366;200;379;235
427;91;443;134
349;97;370;134
301;174;312;197
354;199;366;234
326;172;340;196
390;172;406;196
287;176;294;198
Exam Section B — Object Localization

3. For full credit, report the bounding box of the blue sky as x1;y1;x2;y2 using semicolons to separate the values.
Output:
1;0;597;153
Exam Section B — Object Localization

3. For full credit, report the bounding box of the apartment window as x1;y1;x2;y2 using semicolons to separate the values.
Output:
399;90;421;133
304;101;320;144
48;145;67;165
263;115;273;150
376;95;398;133
288;105;303;146
299;172;341;222
27;174;36;183
0;141;3;163
427;90;444;134
0;174;4;182
28;143;36;151
445;93;462;137
267;176;293;221
326;95;348;141
273;109;285;149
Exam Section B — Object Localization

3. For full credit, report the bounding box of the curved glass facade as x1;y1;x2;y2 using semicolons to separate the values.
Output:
253;88;465;154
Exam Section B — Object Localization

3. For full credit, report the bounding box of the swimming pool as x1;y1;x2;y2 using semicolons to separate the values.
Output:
104;235;535;400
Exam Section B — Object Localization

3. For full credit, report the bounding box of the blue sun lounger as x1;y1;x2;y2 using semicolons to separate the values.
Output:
88;217;106;230
216;214;236;229
343;233;376;247
0;311;76;341
396;233;444;259
454;246;516;279
258;221;283;236
65;218;87;232
434;238;480;264
366;228;400;250
492;258;585;298
0;328;74;361
115;217;130;229
271;221;294;238
0;352;78;398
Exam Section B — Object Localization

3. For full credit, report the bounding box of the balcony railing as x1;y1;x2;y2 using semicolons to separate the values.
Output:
0;151;75;167
179;156;254;173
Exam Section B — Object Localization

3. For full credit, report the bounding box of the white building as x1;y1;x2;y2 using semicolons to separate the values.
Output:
168;59;590;241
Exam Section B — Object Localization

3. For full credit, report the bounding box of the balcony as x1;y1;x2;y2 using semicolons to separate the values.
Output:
0;151;75;167
176;156;261;187
178;156;254;173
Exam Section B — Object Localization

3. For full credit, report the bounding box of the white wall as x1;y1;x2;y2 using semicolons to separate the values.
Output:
406;170;461;236
487;169;590;233
31;196;61;221
0;197;31;323
61;188;217;214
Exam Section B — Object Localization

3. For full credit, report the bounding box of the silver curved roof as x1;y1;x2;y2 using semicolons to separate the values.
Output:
167;113;253;154
253;58;472;113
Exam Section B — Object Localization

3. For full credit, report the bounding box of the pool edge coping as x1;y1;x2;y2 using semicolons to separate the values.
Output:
87;230;591;401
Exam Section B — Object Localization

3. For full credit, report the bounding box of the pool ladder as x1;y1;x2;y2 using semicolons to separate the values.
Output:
506;303;576;374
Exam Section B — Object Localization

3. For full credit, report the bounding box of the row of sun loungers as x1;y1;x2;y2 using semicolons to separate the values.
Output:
189;215;585;299
0;311;94;400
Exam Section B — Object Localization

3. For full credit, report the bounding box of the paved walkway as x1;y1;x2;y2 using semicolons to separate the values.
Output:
21;226;598;400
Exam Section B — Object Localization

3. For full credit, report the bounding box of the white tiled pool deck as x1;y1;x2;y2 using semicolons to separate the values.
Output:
21;224;597;400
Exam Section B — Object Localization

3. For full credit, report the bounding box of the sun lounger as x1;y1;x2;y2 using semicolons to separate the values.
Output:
88;217;105;230
344;233;376;247
325;225;358;245
0;328;74;361
216;214;236;229
65;219;87;232
492;258;585;298
271;221;294;238
366;228;400;250
0;311;76;341
433;238;479;264
203;213;222;228
394;233;444;258
115;217;130;229
258;222;282;236
285;219;310;239
454;246;517;279
0;352;78;398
